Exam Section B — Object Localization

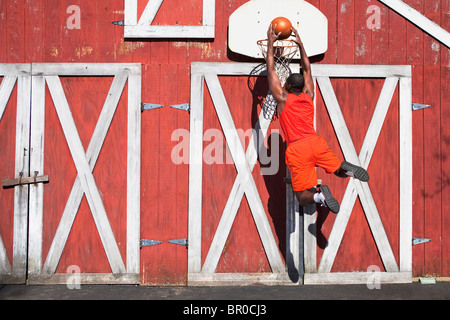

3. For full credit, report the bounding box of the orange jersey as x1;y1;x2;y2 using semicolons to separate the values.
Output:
279;93;316;146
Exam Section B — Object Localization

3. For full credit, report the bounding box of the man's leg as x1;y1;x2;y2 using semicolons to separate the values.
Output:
295;186;340;214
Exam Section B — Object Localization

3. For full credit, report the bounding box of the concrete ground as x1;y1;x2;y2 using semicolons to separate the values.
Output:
1;281;449;300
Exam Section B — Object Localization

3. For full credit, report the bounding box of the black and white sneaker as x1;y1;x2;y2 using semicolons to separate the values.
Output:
319;185;340;214
340;161;370;182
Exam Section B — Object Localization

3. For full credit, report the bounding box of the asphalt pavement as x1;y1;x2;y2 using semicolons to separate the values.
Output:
1;281;449;300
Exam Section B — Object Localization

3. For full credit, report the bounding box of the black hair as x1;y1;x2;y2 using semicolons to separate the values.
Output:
285;73;304;93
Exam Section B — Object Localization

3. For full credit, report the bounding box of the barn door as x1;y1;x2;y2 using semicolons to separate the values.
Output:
0;64;31;284
27;63;141;284
188;62;413;286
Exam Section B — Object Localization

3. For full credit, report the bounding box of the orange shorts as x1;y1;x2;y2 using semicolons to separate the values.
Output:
285;135;342;192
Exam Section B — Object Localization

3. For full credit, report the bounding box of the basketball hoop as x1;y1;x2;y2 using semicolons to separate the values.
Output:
257;39;299;120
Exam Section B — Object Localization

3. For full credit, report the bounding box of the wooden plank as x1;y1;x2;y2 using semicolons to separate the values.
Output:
124;0;215;38
124;0;138;25
125;25;214;38
354;0;372;64
189;272;294;286
28;273;140;285
191;62;412;78
138;0;163;25
32;63;141;76
28;75;46;274
126;71;141;275
45;75;126;274
399;75;413;272
304;272;412;285
188;72;204;274
337;0;355;64
379;0;450;47
422;2;442;275
0;76;17;121
203;0;215;27
0;235;11;273
12;77;31;276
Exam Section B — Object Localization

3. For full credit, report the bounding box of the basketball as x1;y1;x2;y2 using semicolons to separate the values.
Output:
271;17;292;40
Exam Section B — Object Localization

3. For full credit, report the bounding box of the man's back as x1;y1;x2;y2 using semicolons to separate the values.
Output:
279;93;316;145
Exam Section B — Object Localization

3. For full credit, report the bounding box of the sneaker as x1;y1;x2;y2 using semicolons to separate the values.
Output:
319;185;340;214
340;161;369;182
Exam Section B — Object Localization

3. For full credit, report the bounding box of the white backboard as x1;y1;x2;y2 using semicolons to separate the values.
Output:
228;0;328;59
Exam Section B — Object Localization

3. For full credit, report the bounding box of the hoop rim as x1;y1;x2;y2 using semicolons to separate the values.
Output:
256;38;298;48
256;38;299;59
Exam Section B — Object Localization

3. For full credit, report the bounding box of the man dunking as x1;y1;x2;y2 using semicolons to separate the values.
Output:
266;23;369;213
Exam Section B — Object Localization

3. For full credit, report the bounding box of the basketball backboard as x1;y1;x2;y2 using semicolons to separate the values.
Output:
228;0;328;59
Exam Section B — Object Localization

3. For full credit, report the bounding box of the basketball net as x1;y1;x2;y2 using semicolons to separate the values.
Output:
257;39;298;120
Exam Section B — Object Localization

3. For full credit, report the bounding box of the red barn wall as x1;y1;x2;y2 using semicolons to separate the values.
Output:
0;0;449;284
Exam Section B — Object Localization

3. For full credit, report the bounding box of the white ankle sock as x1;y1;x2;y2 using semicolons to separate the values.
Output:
313;192;325;204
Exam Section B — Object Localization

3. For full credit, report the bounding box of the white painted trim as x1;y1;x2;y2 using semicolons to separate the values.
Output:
126;72;142;274
379;0;450;48
189;272;295;286
304;272;412;285
187;72;204;274
399;76;413;272
124;0;215;38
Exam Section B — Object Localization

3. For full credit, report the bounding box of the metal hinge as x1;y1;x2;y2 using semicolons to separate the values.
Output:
112;20;125;27
412;103;431;111
412;237;431;246
141;103;164;112
170;103;190;112
140;239;163;248
168;238;188;247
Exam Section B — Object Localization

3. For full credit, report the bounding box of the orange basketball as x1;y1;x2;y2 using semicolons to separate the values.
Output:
271;17;292;40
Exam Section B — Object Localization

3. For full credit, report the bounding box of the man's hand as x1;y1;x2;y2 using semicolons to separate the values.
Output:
267;23;281;45
291;27;303;47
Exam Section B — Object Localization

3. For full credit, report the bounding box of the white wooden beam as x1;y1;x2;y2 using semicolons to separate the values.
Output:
304;272;412;285
126;71;142;274
0;76;17;121
124;0;215;39
138;0;163;25
188;72;204;274
379;0;450;48
399;76;413;272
